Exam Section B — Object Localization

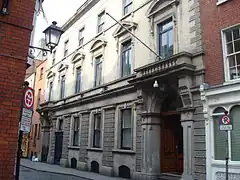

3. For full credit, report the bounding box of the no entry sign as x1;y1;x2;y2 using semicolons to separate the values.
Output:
20;87;34;132
219;114;232;131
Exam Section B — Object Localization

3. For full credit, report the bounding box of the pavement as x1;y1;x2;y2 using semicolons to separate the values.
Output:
20;159;127;180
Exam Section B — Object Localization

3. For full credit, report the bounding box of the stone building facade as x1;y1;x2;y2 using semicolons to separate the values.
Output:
199;0;240;179
39;0;206;179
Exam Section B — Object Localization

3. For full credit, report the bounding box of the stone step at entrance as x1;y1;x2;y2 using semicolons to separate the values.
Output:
158;173;182;180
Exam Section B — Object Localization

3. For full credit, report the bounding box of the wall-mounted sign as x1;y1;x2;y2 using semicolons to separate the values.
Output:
219;114;232;131
20;87;34;132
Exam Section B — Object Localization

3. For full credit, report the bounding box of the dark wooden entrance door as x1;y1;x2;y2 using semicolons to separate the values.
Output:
161;114;183;174
54;132;63;165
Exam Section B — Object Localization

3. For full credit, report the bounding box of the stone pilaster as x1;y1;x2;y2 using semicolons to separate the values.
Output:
60;114;71;167
141;112;161;176
179;107;195;180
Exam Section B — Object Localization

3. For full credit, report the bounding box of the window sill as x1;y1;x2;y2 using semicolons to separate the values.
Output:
68;146;80;150
112;149;135;155
87;148;103;152
223;79;240;86
216;0;229;6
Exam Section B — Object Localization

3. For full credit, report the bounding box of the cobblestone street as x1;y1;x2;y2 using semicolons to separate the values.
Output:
20;167;87;180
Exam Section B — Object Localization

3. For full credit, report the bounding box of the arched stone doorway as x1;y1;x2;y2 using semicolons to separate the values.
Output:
160;86;183;174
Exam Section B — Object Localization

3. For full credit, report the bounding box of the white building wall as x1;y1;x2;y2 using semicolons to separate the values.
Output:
45;0;197;102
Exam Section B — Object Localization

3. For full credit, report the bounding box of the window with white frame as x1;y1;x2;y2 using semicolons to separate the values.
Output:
93;113;101;148
120;108;132;149
213;106;240;161
64;40;69;57
94;57;102;87
97;11;105;33
158;18;174;59
79;28;84;47
75;67;81;93
121;40;132;77
223;26;240;80
72;117;80;146
60;75;66;99
123;0;133;15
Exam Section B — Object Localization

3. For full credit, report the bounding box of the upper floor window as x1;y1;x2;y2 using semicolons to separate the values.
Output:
97;11;105;33
64;40;69;57
94;57;102;87
40;68;43;80
49;82;53;101
123;0;133;15
158;18;173;59
52;50;56;65
60;75;66;99
121;109;132;149
75;67;81;93
93;113;101;148
73;117;80;146
121;40;132;77
79;28;84;47
223;26;240;80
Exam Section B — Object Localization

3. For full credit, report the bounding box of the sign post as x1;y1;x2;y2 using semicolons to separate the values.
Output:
15;82;34;180
219;112;232;180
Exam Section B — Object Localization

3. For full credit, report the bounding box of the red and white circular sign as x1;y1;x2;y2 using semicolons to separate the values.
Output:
221;115;230;125
24;88;34;109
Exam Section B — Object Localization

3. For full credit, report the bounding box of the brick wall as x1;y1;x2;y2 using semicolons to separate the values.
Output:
0;0;35;179
199;0;240;85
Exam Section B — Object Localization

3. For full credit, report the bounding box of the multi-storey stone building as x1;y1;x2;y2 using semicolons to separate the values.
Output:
200;0;240;179
39;0;206;179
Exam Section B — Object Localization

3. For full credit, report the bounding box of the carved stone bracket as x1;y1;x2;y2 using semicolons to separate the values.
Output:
141;88;167;113
178;75;193;108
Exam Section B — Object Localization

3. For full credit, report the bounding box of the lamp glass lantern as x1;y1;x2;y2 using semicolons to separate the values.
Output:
43;21;64;52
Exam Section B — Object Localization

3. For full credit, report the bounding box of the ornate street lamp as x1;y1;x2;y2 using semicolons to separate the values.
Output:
29;21;64;56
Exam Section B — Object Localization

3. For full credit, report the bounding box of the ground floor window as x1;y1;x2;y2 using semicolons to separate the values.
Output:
213;106;240;161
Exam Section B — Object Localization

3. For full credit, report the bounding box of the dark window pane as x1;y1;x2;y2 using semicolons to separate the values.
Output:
233;28;240;40
227;43;233;54
234;39;240;52
225;31;232;42
228;55;235;67
236;54;240;66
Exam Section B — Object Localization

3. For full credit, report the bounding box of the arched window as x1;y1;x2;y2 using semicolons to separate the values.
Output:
230;105;240;161
212;107;227;160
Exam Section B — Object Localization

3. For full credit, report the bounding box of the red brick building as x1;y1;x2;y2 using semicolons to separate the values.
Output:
0;0;36;179
200;0;240;179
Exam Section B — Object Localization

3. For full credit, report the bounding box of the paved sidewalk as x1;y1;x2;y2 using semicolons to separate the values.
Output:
21;159;127;180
